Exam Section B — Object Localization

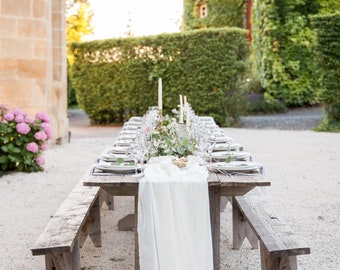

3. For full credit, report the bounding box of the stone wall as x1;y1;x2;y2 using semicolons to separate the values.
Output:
0;0;68;143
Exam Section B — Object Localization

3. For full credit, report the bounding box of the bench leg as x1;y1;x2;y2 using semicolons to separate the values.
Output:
45;242;80;270
100;188;114;210
260;242;298;270
232;197;258;250
80;197;101;248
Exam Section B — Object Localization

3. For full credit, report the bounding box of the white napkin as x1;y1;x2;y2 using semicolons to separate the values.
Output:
138;156;213;270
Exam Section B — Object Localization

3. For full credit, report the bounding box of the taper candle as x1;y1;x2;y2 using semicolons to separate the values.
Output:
179;94;184;124
158;78;162;111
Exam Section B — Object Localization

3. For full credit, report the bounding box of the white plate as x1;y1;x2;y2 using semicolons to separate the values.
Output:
213;143;242;151
116;139;133;146
211;151;249;161
95;162;141;173
208;161;261;173
214;136;233;143
119;134;137;140
199;116;215;122
99;153;133;162
110;146;130;154
120;130;137;135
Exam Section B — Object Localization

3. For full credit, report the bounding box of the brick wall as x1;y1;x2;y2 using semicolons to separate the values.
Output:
0;0;68;143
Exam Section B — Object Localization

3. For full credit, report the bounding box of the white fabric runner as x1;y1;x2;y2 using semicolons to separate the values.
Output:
137;156;213;270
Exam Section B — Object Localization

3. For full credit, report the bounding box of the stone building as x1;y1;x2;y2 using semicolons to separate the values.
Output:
0;0;68;143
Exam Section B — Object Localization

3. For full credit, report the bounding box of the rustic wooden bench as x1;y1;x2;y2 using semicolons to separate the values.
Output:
31;178;113;270
232;191;310;270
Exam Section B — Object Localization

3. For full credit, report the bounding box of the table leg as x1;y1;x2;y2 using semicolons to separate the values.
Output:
134;195;140;270
209;186;220;270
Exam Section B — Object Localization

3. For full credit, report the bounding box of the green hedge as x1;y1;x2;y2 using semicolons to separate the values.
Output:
70;28;249;125
252;0;320;106
311;13;340;123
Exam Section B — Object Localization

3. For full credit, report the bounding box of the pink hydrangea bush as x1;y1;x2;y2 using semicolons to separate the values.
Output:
0;104;52;173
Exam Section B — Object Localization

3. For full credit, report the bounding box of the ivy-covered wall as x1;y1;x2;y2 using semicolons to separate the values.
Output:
311;13;340;123
183;0;246;30
71;28;249;125
252;0;321;106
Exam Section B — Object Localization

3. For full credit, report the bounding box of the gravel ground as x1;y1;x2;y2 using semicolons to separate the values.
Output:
0;107;339;270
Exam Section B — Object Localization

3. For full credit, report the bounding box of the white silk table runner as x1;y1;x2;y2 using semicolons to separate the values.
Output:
137;156;213;270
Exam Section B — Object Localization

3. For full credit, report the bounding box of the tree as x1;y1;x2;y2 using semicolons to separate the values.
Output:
66;0;93;43
318;0;340;14
66;0;94;107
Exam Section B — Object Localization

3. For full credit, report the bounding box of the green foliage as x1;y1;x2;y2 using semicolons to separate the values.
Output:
252;0;321;106
70;28;250;126
0;105;52;174
311;13;340;127
317;0;340;14
183;0;246;30
66;0;94;107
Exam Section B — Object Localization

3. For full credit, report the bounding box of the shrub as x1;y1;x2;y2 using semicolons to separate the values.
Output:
0;104;52;173
70;27;250;126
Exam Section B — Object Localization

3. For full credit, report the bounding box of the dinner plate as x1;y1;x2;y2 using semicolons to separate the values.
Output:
110;146;130;154
199;116;215;122
213;142;242;151
116;139;133;146
214;135;233;143
120;129;137;135
208;161;262;173
99;153;133;162
119;134;137;140
95;162;141;173
211;151;249;161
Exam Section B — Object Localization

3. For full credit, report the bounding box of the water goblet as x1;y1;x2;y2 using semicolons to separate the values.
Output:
129;143;142;177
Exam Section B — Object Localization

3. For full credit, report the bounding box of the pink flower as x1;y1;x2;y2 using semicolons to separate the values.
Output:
41;142;48;151
35;111;50;123
35;155;45;166
12;108;26;117
25;115;35;124
41;122;53;138
15;114;25;123
34;130;47;141
16;122;31;135
0;104;9;111
26;142;39;153
4;112;14;121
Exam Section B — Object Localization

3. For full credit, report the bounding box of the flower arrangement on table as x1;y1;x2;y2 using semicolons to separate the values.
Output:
146;114;197;159
0;104;52;173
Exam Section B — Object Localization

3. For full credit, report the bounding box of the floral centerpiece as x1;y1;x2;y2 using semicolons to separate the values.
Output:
147;114;197;158
0;104;52;173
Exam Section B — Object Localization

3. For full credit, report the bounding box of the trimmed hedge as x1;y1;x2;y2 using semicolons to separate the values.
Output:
252;0;320;106
311;13;340;123
70;28;249;125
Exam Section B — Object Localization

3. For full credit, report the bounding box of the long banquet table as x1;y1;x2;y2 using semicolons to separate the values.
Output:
83;168;270;270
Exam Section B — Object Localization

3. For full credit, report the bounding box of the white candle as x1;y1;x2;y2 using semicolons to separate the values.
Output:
186;100;190;126
158;78;162;111
179;94;183;124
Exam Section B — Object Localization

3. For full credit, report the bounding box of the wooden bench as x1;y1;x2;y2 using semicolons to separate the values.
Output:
232;191;310;270
31;177;113;270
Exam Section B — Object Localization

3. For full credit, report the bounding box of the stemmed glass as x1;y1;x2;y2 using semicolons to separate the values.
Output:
129;143;143;177
206;133;216;164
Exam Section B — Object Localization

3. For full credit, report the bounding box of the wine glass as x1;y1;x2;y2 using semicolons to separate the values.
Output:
206;133;216;164
129;143;142;177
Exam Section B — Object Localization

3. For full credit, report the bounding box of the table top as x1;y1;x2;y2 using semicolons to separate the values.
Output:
83;170;270;196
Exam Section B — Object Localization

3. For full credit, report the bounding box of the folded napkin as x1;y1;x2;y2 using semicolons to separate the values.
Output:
138;156;213;270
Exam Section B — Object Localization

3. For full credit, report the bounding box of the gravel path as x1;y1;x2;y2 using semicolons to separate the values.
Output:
0;106;338;270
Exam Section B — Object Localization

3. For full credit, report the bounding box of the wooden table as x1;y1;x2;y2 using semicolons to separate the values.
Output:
83;170;270;270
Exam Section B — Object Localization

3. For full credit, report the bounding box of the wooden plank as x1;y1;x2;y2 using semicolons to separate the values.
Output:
234;196;310;257
31;181;101;255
